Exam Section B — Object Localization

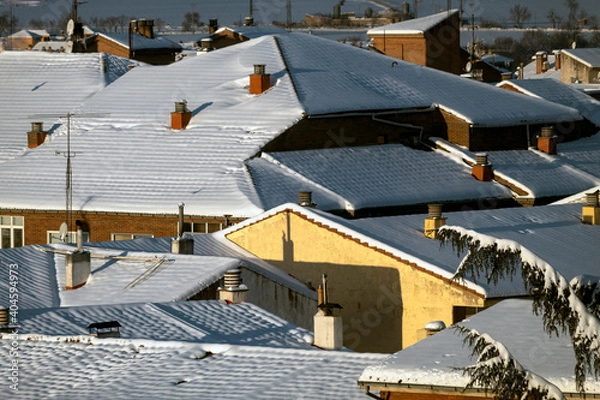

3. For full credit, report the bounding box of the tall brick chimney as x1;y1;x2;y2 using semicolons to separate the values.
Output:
537;126;557;155
249;64;271;95
209;19;219;34
27;122;47;148
171;101;192;130
535;51;548;74
472;153;493;181
137;19;155;39
553;50;561;70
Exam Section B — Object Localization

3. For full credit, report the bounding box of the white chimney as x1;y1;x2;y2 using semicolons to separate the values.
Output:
218;269;248;304
313;274;343;350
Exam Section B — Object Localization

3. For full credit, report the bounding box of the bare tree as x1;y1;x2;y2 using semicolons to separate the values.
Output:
181;12;201;34
547;9;562;29
509;4;532;28
0;11;15;36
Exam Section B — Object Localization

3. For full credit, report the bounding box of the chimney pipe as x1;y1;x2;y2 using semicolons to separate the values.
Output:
472;153;493;181
171;100;192;130
314;273;343;350
27;121;48;149
582;190;600;225
537;126;557;155
299;191;316;208
249;64;271;95
66;222;91;290
424;203;447;239
218;268;248;304
76;220;83;252
535;51;547;75
425;320;446;336
171;203;194;254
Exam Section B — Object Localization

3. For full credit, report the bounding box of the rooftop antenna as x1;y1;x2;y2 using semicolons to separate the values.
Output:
249;0;253;18
28;112;108;242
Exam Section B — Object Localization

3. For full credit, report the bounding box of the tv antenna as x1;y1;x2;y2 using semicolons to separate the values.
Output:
28;112;108;241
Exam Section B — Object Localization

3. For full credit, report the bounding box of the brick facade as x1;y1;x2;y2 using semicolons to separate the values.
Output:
369;12;462;75
1;209;240;246
86;35;177;65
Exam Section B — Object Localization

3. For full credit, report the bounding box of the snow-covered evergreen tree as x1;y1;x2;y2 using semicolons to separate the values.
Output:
437;226;600;394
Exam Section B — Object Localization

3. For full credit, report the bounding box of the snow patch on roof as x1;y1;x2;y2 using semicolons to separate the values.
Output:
368;10;459;35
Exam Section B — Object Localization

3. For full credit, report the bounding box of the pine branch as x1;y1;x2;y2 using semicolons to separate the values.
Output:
439;226;600;393
454;325;566;400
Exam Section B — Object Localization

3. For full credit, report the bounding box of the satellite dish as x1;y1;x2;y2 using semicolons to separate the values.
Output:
65;41;73;53
59;222;68;242
572;41;577;49
66;19;75;37
465;61;472;72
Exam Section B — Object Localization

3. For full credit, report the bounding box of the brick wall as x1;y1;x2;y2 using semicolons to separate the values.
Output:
381;391;491;399
441;110;470;148
1;209;239;246
424;12;462;74
371;35;427;66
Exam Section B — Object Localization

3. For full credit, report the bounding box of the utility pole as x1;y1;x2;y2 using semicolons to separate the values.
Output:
249;0;253;18
286;0;291;30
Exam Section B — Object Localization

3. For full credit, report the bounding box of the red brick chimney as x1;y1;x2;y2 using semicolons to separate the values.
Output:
553;50;561;70
471;153;493;181
535;51;547;74
537;126;557;155
249;64;271;95
137;19;155;39
171;101;192;130
209;19;218;34
27;122;47;148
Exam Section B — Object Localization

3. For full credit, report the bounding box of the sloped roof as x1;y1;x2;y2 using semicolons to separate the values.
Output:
18;301;315;348
250;144;512;212
0;337;385;399
432;137;600;199
368;10;459;35
212;25;286;40
88;31;183;51
522;53;561;80
0;51;132;164
358;299;600;394
275;33;582;125
227;201;600;299
562;48;600;68
8;29;50;38
497;78;600;127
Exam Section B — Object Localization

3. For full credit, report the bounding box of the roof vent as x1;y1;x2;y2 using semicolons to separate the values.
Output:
582;190;600;225
424;204;446;238
87;321;121;338
218;268;248;304
472;153;493;181
27;121;47;149
425;320;446;336
299;191;316;208
249;64;271;95
0;307;8;326
537;126;557;155
171;100;192;130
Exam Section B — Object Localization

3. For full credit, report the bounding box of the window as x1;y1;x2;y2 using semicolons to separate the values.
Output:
453;306;482;324
182;222;223;234
0;216;24;249
111;233;154;241
47;231;90;245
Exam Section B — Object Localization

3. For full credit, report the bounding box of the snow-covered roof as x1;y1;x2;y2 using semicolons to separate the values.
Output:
0;336;385;399
18;300;315;348
0;51;132;164
212;25;287;40
0;33;586;217
432;137;600;200
8;29;49;38
359;299;600;394
497;78;600;127
229;201;600;299
88;31;183;51
562;48;600;68
249;144;512;212
368;10;459;35
522;53;561;80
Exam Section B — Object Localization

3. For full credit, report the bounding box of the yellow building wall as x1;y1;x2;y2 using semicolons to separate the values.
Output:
226;210;484;353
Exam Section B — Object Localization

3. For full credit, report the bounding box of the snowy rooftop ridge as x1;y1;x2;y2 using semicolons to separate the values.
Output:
367;9;459;35
358;299;600;394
